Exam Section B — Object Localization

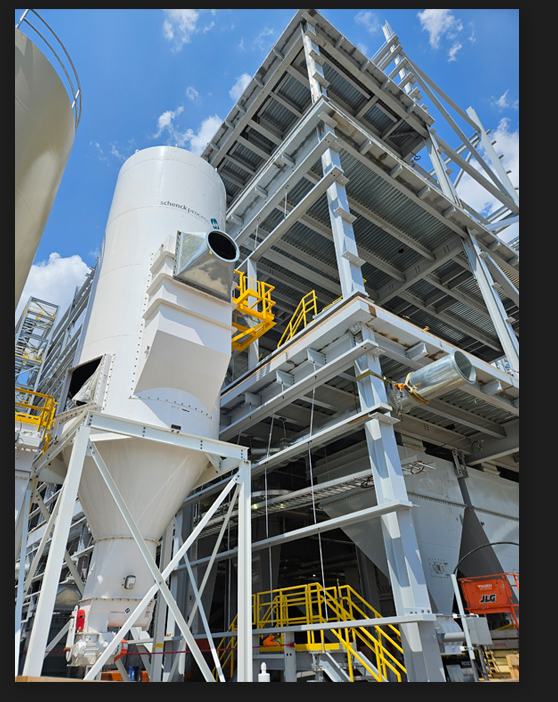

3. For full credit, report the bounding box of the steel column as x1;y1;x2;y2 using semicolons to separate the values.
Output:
246;257;260;369
149;519;174;682
22;423;90;676
426;128;460;203
236;460;253;682
15;484;31;676
353;324;446;682
302;23;366;300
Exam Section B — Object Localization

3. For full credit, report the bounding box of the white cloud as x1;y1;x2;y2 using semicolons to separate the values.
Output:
152;108;222;155
155;105;184;133
90;140;108;164
253;27;274;52
110;144;126;161
455;118;519;241
448;42;462;62
162;9;217;52
153;106;192;146
417;9;461;49
229;73;251;101
355;11;381;34
188;114;222;155
16;253;90;322
491;89;519;111
186;86;199;102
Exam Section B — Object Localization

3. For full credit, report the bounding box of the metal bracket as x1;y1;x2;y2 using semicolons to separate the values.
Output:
452;449;469;478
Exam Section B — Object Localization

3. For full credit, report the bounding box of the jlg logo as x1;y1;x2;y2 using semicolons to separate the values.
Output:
480;594;496;603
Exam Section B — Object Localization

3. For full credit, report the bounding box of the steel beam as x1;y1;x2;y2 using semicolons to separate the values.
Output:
462;232;519;371
85;442;216;682
303;24;366;301
22;423;90;677
15;485;31;676
82;448;241;682
466;106;519;208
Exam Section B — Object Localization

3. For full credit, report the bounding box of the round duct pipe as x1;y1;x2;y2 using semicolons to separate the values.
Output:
389;350;476;413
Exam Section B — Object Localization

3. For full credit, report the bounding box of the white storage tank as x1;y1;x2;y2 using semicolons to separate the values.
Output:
15;11;81;307
61;146;239;665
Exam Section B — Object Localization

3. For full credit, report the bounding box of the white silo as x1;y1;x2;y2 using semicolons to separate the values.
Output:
15;11;81;307
62;146;239;666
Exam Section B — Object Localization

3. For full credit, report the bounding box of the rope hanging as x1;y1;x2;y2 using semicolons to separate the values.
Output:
265;411;275;624
307;372;328;624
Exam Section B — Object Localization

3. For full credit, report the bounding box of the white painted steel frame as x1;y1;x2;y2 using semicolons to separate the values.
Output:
301;27;445;682
218;16;518;362
19;411;253;682
84;442;216;681
22;423;91;677
462;232;519;373
15;485;31;676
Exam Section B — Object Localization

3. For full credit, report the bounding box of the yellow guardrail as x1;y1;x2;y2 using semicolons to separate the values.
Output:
277;281;366;349
213;582;406;682
277;290;318;348
232;270;276;352
15;387;57;453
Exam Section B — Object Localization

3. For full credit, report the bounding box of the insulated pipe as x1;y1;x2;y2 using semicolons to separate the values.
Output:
389;350;476;413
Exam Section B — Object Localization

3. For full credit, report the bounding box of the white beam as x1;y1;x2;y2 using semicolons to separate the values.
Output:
22;424;90;677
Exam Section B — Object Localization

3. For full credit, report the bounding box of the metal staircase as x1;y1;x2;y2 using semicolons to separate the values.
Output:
214;582;407;682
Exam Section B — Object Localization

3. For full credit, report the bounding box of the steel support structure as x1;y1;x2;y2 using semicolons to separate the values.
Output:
374;29;519;374
301;22;445;682
17;411;252;682
462;230;519;373
21;422;90;677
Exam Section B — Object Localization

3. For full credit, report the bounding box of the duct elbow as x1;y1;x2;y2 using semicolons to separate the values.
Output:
173;229;239;301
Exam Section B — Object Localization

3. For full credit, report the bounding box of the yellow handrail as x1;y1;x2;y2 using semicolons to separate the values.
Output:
277;290;318;348
15;387;57;453
232;270;276;351
213;582;406;681
278;280;367;349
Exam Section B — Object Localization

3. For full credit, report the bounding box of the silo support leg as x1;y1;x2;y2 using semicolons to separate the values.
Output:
22;423;91;676
236;460;253;682
85;441;216;682
83;471;239;680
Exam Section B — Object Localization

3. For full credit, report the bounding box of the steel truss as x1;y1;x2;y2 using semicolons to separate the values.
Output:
15;297;59;391
16;411;252;682
204;9;518;372
208;10;518;681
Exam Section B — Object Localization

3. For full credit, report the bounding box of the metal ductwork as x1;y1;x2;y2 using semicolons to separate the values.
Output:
174;229;239;301
389;350;476;413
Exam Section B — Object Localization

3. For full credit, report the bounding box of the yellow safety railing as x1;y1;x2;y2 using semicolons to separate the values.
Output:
277;281;367;349
232;270;276;352
15;387;57;453
277;290;318;348
213;582;406;682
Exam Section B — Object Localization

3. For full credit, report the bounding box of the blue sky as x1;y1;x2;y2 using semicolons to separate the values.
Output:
15;9;519;320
